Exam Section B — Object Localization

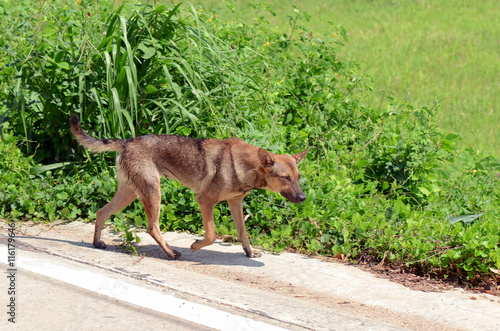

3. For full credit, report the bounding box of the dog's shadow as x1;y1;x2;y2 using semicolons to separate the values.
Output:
136;244;265;267
16;235;265;268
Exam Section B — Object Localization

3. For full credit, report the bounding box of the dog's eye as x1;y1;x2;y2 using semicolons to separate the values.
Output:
281;176;291;182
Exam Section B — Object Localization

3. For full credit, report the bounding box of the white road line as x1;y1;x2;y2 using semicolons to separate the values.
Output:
1;245;288;331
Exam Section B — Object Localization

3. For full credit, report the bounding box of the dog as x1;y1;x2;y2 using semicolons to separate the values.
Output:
70;114;309;259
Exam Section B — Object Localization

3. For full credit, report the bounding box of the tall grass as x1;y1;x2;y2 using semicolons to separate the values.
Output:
0;1;264;163
200;0;500;157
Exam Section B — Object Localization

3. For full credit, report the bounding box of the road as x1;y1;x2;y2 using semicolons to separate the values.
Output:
3;266;213;330
1;220;500;330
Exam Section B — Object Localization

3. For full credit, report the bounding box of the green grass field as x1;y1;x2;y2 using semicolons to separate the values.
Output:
198;0;499;156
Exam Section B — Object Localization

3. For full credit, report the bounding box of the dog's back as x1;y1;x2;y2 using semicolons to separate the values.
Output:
70;115;261;198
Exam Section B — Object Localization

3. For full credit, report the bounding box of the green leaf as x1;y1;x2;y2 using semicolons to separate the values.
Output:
40;20;56;36
441;139;456;152
30;162;75;174
486;235;499;249
384;207;393;220
146;85;158;93
58;62;70;70
155;4;166;13
446;249;461;259
384;227;395;238
137;43;155;59
418;186;430;196
320;233;330;243
54;51;64;63
448;214;483;225
356;159;368;169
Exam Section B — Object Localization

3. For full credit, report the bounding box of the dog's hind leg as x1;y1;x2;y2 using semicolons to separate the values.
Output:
94;183;137;249
190;195;216;252
139;180;181;260
228;197;262;258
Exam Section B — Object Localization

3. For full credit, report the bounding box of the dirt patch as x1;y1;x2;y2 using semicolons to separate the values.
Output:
352;253;500;297
359;262;500;297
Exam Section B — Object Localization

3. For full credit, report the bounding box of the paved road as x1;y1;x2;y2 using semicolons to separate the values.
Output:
1;245;286;331
1;220;500;330
2;266;212;331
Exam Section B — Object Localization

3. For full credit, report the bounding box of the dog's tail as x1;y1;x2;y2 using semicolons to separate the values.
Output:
70;114;124;153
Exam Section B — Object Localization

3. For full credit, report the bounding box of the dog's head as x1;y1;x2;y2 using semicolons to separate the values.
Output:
259;147;309;203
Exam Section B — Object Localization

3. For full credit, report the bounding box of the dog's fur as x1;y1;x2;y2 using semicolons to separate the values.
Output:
70;115;308;259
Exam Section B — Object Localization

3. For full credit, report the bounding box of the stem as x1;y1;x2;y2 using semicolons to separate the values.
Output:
406;245;465;265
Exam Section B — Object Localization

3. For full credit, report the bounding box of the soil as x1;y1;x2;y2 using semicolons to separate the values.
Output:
353;253;500;297
281;245;500;297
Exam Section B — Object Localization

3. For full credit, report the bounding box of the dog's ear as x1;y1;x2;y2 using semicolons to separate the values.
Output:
258;148;275;169
292;148;309;163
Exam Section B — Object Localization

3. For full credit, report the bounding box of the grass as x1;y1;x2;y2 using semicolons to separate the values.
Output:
197;0;500;157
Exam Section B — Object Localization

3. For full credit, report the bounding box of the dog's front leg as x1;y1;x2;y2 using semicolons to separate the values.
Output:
228;197;262;258
191;195;216;252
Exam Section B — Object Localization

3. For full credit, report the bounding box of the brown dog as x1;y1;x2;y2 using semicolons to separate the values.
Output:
70;115;308;259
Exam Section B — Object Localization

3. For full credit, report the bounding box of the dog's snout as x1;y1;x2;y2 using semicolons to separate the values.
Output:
297;192;306;203
280;190;306;204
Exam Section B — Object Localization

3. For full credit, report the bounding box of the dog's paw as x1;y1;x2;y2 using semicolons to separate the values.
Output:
244;247;262;258
169;249;182;260
190;239;202;252
251;250;262;258
93;240;107;249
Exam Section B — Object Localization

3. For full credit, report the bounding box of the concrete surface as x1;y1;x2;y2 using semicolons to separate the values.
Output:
1;220;499;330
3;267;212;331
